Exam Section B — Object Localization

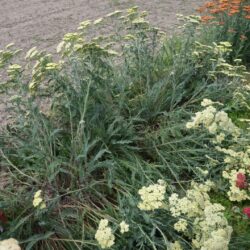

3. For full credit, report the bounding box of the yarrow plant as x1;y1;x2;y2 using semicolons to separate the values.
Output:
169;241;183;250
95;219;115;249
0;238;21;250
186;98;240;142
186;98;250;204
169;181;232;250
32;190;46;209
173;218;188;233
191;41;249;82
119;221;129;234
137;179;167;211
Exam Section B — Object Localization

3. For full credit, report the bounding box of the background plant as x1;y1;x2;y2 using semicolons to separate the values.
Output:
197;0;250;63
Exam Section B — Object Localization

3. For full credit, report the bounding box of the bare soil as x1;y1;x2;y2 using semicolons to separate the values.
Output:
0;0;205;125
0;0;206;53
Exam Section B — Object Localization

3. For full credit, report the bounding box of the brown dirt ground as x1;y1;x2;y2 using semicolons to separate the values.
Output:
0;0;205;125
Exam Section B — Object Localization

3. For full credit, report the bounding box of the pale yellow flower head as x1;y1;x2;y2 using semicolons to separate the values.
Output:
33;190;46;209
138;179;166;211
174;218;188;232
169;241;183;250
95;219;115;249
119;221;129;234
0;238;21;250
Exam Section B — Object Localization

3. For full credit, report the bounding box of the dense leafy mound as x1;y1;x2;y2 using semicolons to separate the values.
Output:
0;4;250;250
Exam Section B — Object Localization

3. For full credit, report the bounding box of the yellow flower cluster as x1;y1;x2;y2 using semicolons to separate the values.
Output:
186;105;217;130
187;100;250;203
7;64;22;80
169;181;232;250
200;228;232;250
215;146;250;166
119;221;129;234
33;190;46;209
192;41;248;82
138;179;166;211
223;169;250;202
192;41;231;70
186;99;239;143
45;62;61;71
169;241;183;250
201;98;215;107
0;238;21;250
209;57;248;82
174;218;188;232
95;219;115;249
25;47;39;60
169;181;214;218
28;52;54;92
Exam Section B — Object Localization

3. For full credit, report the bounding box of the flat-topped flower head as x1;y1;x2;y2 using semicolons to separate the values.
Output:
119;221;129;234
138;179;166;211
0;238;21;250
95;219;115;249
33;190;46;209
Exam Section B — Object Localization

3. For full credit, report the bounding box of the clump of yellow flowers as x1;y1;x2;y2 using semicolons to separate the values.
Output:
186;99;239;141
119;221;129;234
186;99;250;203
95;219;115;249
169;181;232;250
138;179;166;211
0;238;21;250
174;218;188;232
169;241;183;250
33;190;46;209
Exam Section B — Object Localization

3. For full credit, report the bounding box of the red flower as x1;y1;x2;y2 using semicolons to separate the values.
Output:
0;210;7;224
236;173;248;189
243;207;250;218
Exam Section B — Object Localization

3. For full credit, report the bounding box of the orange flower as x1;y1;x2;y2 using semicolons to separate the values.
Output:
230;5;240;10
245;15;250;19
231;0;241;4
229;9;240;14
243;5;250;11
219;3;229;8
205;1;216;8
219;7;229;11
210;8;223;13
201;15;215;22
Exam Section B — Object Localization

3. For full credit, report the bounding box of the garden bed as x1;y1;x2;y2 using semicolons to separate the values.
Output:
0;1;250;249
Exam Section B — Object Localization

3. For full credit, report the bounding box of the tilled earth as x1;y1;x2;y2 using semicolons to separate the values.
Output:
0;0;206;51
0;0;205;125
